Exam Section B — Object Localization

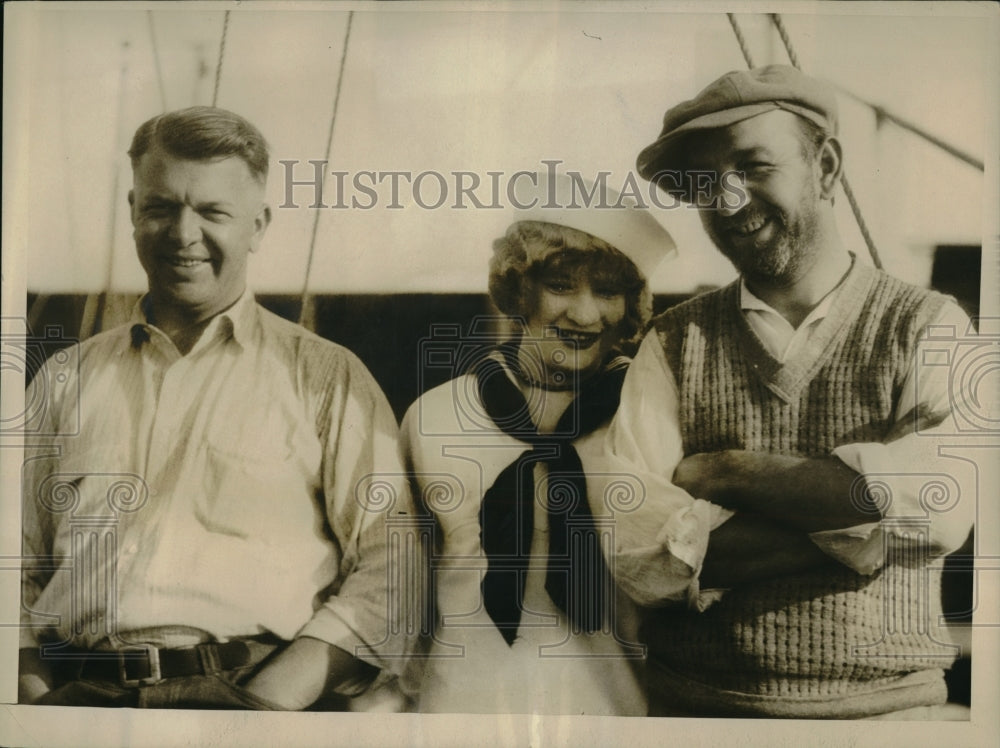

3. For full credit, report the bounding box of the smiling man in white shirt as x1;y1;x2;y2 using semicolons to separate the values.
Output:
19;106;417;710
593;65;976;718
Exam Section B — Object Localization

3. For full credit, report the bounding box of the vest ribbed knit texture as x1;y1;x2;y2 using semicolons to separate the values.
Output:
649;261;955;709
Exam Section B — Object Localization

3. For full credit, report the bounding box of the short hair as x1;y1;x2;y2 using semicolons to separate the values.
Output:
488;221;652;352
128;106;270;184
795;115;830;160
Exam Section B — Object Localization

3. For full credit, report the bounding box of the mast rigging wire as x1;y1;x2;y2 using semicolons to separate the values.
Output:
298;11;356;328
147;10;168;111
768;12;883;270
213;10;230;107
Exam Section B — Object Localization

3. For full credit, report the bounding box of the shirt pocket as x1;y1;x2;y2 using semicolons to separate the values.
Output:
198;443;308;541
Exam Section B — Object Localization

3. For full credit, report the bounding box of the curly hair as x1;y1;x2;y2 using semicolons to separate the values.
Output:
488;221;652;352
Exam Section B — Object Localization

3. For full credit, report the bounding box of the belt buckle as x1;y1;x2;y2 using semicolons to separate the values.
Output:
118;644;162;687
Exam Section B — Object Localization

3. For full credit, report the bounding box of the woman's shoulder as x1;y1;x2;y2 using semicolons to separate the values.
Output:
401;372;483;439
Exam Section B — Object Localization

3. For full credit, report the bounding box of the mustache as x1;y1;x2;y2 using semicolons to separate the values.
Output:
716;209;768;230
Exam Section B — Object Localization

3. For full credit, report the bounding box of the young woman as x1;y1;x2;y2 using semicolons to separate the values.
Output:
401;176;674;715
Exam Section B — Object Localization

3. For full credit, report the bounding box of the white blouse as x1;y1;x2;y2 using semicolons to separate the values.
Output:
401;362;647;716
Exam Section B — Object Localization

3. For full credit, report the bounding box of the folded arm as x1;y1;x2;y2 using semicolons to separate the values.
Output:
593;335;828;604
588;335;733;607
673;450;875;533
675;301;977;573
700;512;834;589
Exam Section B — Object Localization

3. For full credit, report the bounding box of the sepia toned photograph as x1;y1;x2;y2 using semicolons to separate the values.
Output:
2;1;998;746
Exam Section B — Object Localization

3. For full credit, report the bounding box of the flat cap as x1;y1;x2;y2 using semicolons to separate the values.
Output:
637;64;838;183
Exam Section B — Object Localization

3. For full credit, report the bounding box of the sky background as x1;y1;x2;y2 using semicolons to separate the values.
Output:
7;2;995;298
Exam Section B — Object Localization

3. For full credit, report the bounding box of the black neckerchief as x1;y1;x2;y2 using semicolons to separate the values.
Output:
475;347;629;645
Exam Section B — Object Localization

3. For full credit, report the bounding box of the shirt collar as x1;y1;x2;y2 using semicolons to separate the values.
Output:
739;274;844;329
129;288;258;351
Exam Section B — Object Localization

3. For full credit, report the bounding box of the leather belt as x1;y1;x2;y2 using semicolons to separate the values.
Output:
69;640;262;687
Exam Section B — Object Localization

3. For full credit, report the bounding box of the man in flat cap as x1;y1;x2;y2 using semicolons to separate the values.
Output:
592;65;975;718
19;106;418;710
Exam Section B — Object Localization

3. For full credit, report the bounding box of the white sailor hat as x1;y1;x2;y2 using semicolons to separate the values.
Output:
505;171;676;280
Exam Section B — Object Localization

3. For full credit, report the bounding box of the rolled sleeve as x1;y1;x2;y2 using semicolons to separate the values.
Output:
591;332;723;608
299;355;420;679
608;491;723;608
822;435;975;574
815;302;977;573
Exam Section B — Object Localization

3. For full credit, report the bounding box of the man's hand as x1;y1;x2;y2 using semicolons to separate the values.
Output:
18;648;54;704
673;450;876;533
701;512;834;588
241;636;378;710
672;451;735;506
884;404;951;443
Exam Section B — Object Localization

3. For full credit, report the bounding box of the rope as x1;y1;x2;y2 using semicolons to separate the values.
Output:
774;13;979;171
147;10;168;111
836;88;984;172
212;10;230;107
727;14;756;68
839;176;883;269
298;11;355;328
769;13;883;269
769;13;799;69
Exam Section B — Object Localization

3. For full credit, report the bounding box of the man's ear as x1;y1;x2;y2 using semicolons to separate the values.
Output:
817;136;843;200
249;204;272;253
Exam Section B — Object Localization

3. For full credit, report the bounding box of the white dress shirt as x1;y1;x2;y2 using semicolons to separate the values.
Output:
21;292;418;679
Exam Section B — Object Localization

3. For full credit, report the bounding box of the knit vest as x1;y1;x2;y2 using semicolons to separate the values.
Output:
646;260;958;717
